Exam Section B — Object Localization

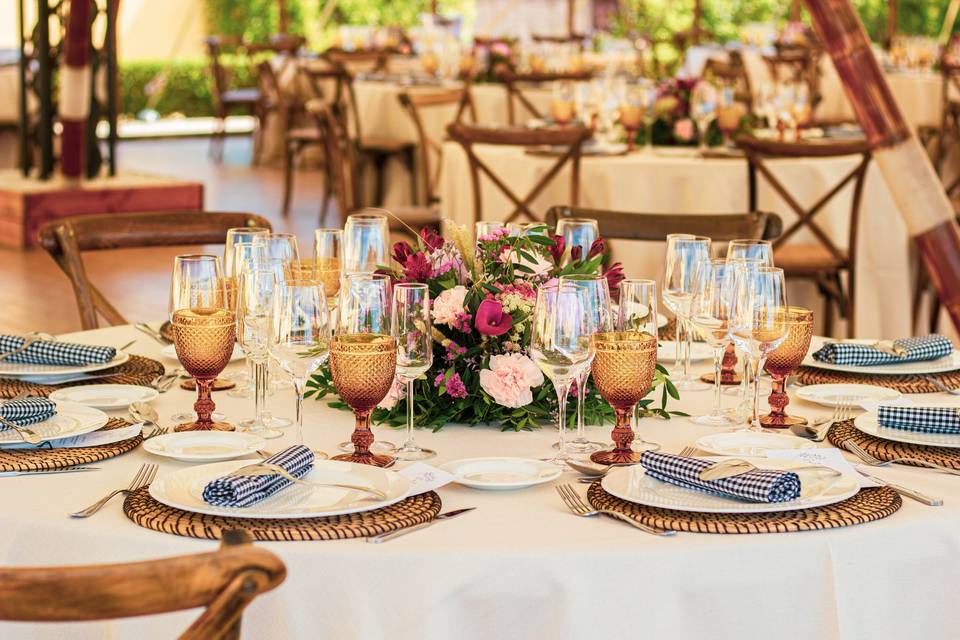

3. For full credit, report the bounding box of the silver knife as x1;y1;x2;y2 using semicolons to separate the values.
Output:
0;466;100;477
366;507;476;544
856;468;943;506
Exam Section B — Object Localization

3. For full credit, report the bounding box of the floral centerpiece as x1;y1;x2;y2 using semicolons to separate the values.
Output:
307;222;680;432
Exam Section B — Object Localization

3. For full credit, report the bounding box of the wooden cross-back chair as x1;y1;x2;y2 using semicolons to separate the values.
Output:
546;206;783;244
205;36;266;163
763;44;823;108
935;60;960;198
495;69;593;125
737;135;873;337
446;122;592;226
321;49;391;75
38;211;272;330
0;530;285;640
398;86;476;205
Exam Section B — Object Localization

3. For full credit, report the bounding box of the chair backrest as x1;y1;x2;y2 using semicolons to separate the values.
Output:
763;44;823;106
301;61;366;141
398;86;476;204
495;69;593;124
531;34;587;48
0;530;285;640
736;135;872;269
311;101;363;215
703;51;753;109
205;36;243;109
246;33;306;55
322;49;391;75
447;122;592;225
546;206;783;244
38;211;272;330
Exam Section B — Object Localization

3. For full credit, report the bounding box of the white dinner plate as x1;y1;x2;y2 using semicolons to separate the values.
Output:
802;336;960;376
657;340;714;362
795;383;901;408
694;432;816;457
854;413;960;449
161;343;245;363
0;400;108;445
49;384;159;410
144;431;267;462
0;351;130;378
601;456;859;513
439;457;562;490
149;459;411;519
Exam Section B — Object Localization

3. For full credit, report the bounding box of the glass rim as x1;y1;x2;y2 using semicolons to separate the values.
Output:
555;217;599;226
620;278;655;285
728;238;772;246
226;226;270;234
314;227;344;235
394;282;428;290
174;253;219;261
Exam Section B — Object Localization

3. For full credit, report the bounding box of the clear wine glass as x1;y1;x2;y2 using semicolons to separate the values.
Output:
255;232;300;266
616;278;662;452
315;228;343;311
730;266;788;431
691;80;718;152
689;258;738;426
271;279;331;446
344;210;390;275
392;283;435;460
662;235;711;390
224;227;270;278
725;241;775;406
555;218;599;265
530;283;595;465
226;242;268;397
236;268;284;439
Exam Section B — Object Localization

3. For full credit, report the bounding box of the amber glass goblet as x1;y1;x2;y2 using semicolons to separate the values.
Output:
590;331;658;465
330;334;398;467
760;307;814;428
172;308;236;432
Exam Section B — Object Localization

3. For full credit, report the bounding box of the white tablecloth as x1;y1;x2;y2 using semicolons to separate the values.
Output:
2;325;960;639
438;144;912;339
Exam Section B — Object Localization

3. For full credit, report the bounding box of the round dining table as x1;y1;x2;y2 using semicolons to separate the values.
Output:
1;324;959;639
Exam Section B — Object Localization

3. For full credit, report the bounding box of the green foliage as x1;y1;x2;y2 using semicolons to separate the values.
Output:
204;0;305;43
118;59;257;117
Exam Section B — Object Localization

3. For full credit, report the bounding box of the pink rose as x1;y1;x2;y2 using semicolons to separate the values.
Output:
673;118;695;142
479;353;545;408
433;286;468;326
378;376;407;410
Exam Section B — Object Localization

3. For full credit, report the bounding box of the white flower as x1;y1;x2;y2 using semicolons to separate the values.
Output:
432;285;468;326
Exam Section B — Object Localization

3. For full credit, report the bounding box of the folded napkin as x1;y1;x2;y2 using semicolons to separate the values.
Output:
878;405;960;434
639;451;802;503
0;335;116;367
812;334;952;367
202;445;314;508
0;398;57;427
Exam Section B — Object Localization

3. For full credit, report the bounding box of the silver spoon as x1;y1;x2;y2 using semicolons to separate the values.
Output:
129;401;164;435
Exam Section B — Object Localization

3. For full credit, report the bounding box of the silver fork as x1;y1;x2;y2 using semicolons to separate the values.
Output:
70;463;158;518
0;415;43;445
678;446;698;457
555;483;676;536
844;440;960;477
920;375;960;396
143;426;169;440
134;323;169;345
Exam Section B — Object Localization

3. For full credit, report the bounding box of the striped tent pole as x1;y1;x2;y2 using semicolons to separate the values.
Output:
60;0;93;180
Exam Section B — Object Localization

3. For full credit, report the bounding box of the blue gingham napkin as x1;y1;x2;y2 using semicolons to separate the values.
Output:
0;398;57;427
639;451;802;503
0;335;117;367
812;335;952;367
202;445;314;508
878;405;960;434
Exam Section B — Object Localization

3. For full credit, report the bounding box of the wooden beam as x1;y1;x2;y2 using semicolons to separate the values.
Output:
885;0;897;49
693;0;702;44
941;0;960;45
278;0;289;33
567;0;575;38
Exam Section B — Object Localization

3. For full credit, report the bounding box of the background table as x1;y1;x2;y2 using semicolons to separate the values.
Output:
1;324;959;639
439;144;912;339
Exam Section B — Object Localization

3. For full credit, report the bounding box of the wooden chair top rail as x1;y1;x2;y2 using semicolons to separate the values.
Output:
546;206;783;243
495;69;593;83
447;122;591;146
735;135;872;158
398;88;470;108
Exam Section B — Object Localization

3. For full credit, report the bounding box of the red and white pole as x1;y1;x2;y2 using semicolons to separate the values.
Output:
60;0;93;180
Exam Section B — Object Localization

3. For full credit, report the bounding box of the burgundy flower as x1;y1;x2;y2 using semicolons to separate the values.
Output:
474;300;513;337
603;263;626;300
547;234;565;263
570;246;583;262
392;240;414;266
418;227;445;252
402;253;432;283
588;237;606;259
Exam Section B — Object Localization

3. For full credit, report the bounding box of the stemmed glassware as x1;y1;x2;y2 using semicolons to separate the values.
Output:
691;80;718;152
271;279;331;446
226;241;268;399
530;283;595;465
235;268;284;439
314;228;343;310
330;274;398;467
716;84;742;147
556;275;611;454
689;259;738;426
392;283;436;460
550;81;576;125
224;227;270;279
169;254;235;432
730;266;788;431
619;82;645;151
724;240;775;405
616;278;662;452
343;210;390;275
662;234;711;390
255;232;300;266
760;307;814;428
555;218;599;265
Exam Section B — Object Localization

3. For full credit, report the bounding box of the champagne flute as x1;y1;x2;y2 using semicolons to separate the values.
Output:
235;268;284;439
392;283;435;460
555;218;599;265
227;242;268;397
730;266;788;431
271;279;331;446
556;275;611;454
344;210;390;275
689;259;738;426
315;228;343;310
662;235;711;390
330;274;397;467
724;241;774;400
691;80;718;152
617;278;662;452
530;283;595;465
224;227;270;278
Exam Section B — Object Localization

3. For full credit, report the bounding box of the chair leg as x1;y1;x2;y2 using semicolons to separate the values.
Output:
405;147;418;205
912;266;927;335
209;116;226;162
282;141;297;217
930;297;942;334
372;153;388;206
822;291;835;338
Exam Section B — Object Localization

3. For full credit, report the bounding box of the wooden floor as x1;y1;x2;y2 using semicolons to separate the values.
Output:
0;137;336;334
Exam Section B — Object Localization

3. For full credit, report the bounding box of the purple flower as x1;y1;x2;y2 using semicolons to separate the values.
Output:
474;300;513;337
434;371;468;399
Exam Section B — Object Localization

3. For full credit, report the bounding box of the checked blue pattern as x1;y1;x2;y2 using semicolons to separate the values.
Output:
202;445;315;508
0;335;116;367
878;405;960;434
0;398;57;427
640;451;802;504
812;334;952;367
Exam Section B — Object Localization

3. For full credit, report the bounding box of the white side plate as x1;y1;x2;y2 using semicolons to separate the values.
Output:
144;431;267;462
49;384;159;410
657;341;714;363
0;351;130;378
695;432;816;457
795;383;901;407
439;457;562;490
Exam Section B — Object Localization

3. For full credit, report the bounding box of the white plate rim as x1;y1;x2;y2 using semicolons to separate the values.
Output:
853;413;960;449
600;456;859;513
0;351;130;377
795;383;901;407
143;431;268;462
802;336;960;376
694;432;816;457
48;384;159;409
149;459;411;519
439;456;562;489
0;400;108;445
657;340;714;362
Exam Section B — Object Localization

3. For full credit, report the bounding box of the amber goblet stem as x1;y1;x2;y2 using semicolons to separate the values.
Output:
192;377;215;430
720;343;740;384
764;373;789;426
625;125;637;151
594;406;639;464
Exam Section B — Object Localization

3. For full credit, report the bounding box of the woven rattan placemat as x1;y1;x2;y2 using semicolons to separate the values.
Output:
829;420;960;470
796;365;960;394
0;418;142;472
0;355;165;399
124;488;442;541
586;482;901;534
